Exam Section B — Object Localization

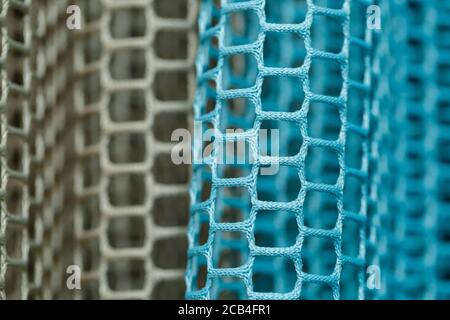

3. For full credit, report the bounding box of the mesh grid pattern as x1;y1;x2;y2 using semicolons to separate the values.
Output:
28;0;77;299
186;0;369;300
394;0;437;299
435;1;450;299
73;0;198;299
0;0;449;301
73;0;103;299
0;0;77;300
367;0;450;300
365;0;403;299
1;0;32;299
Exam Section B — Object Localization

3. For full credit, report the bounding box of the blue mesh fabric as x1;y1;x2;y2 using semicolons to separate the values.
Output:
366;0;407;299
186;0;450;300
435;1;450;300
395;0;435;299
367;0;450;300
186;0;368;300
365;0;397;299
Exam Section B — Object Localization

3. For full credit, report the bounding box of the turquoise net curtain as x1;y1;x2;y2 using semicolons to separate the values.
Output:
186;0;367;300
367;0;450;300
186;0;450;300
435;0;450;300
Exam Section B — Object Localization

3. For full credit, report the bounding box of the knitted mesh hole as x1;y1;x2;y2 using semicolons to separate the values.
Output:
204;36;219;72
81;155;101;188
110;8;146;38
261;75;305;112
342;218;361;257
107;216;146;249
154;0;188;19
350;1;367;39
216;163;252;179
340;263;360;299
110;49;146;80
154;30;188;60
194;165;212;203
82;240;100;272
153;236;188;269
153;112;189;143
305;147;340;185
309;58;343;97
255;210;298;247
154;71;189;101
191;255;208;291
81;196;101;231
303;191;338;230
313;0;344;10
347;88;365;126
108;90;146;122
5;269;22;298
108;133;146;164
219;98;256;131
265;0;307;24
82;113;101;146
107;260;146;291
152;279;186;300
211;277;248;300
224;10;260;46
153;194;190;227
311;15;344;54
307;102;342;141
5;182;23;216
256;165;301;202
214;231;249;268
264;32;306;68
349;43;366;82
108;174;146;207
215;186;251;223
194;211;210;246
82;32;101;64
302;236;336;276
343;175;363;213
300;282;334;300
6;138;24;172
153;153;190;185
222;53;258;90
252;256;296;293
259;120;302;157
202;80;217;115
345;131;364;169
5;222;24;261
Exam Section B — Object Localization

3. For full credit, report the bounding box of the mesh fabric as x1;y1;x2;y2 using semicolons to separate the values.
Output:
73;0;198;299
0;0;32;300
367;0;450;300
186;0;369;300
28;0;77;299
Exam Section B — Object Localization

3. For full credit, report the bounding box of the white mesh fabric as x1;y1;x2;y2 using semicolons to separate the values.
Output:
74;0;198;299
0;0;32;300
